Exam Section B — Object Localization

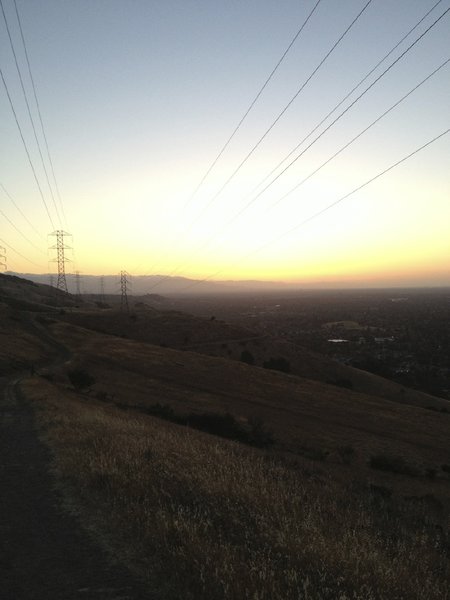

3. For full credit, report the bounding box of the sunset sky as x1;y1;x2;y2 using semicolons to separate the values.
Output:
1;0;449;288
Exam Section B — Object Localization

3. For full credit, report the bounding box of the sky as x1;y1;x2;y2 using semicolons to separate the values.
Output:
1;0;449;289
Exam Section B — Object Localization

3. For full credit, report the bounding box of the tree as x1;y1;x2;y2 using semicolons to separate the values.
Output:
68;368;95;392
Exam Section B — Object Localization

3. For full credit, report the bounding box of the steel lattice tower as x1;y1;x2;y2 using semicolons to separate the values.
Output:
100;276;105;303
0;246;6;271
49;230;71;293
120;270;130;312
74;270;82;297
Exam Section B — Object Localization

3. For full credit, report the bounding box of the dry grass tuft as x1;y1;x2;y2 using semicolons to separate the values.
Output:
25;378;449;600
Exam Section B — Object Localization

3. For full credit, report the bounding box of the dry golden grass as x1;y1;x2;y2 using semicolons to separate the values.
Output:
61;306;447;412
0;305;48;371
50;321;450;497
24;376;450;600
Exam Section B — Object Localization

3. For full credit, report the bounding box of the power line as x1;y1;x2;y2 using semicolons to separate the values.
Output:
147;14;444;294
12;0;69;228
154;55;450;277
172;47;448;279
0;67;55;230
176;127;450;293
144;0;374;286
135;0;324;278
266;128;450;247
0;204;47;254
0;236;45;268
0;245;6;270
264;57;450;214
186;0;373;227
214;4;450;233
247;0;446;199
183;0;323;211
0;0;61;227
0;181;45;239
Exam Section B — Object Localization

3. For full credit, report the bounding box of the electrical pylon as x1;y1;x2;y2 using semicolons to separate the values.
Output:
74;270;82;298
49;230;72;293
100;276;105;303
119;270;130;312
0;246;6;271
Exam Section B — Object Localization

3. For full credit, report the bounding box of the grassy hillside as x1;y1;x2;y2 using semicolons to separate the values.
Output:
61;306;449;411
0;303;50;375
2;275;449;597
0;273;76;310
24;371;450;599
45;320;450;503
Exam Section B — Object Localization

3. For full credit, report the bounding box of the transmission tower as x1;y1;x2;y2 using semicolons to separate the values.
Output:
49;230;71;293
0;246;6;271
99;276;105;303
74;270;82;298
119;270;130;312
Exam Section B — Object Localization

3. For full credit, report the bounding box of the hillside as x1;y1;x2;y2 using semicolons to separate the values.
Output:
43;318;450;502
60;304;449;412
2;274;450;598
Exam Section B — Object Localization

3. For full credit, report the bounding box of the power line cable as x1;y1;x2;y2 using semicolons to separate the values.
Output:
177;127;450;293
0;180;45;239
264;57;450;213
12;0;69;228
215;4;450;232
0;67;55;230
0;206;47;254
247;0;446;199
134;0;324;277
0;0;61;227
0;236;45;268
145;17;449;294
183;0;324;211
185;0;373;228
144;0;373;285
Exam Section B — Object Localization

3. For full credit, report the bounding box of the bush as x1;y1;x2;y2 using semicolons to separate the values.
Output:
135;403;274;448
298;445;329;462
247;416;274;448
327;378;353;389
240;350;255;365
187;412;247;442
144;402;177;421
263;357;290;373
337;445;355;464
369;454;420;477
68;368;95;392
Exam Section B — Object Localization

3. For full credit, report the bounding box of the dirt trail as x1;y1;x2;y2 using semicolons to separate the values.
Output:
0;316;150;599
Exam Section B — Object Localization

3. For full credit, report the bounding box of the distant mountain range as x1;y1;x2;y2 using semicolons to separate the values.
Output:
7;273;293;296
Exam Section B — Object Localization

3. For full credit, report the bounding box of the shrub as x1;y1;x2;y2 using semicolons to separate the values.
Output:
247;416;274;448
337;445;355;464
327;378;353;389
144;402;178;421
187;412;247;442
298;445;329;462
425;468;437;480
240;350;255;365
369;454;420;477
68;368;95;392
263;357;290;373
